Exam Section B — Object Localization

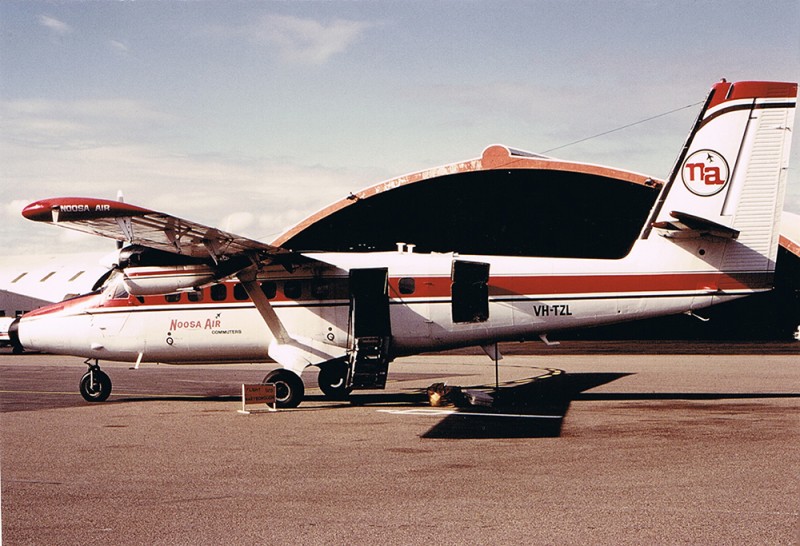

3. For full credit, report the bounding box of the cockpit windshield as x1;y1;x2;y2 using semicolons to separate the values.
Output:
98;270;129;300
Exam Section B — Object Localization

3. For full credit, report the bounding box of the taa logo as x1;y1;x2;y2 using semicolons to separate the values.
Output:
681;149;730;196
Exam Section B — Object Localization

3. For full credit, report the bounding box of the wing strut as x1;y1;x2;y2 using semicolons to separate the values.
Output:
237;267;340;375
236;267;291;344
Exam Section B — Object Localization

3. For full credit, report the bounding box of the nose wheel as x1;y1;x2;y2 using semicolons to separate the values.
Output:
79;361;112;402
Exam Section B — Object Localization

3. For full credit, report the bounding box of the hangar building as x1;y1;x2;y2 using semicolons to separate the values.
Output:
275;145;800;341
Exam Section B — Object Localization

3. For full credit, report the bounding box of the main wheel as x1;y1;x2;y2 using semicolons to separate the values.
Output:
79;369;112;402
317;360;351;400
262;369;305;409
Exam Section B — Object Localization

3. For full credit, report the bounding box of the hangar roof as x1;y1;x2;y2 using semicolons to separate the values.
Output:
274;145;663;259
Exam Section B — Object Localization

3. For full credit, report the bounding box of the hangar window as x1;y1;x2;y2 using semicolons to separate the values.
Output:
233;283;249;301
261;281;277;299
399;278;416;295
40;271;56;282
284;280;302;299
165;293;182;303
11;272;27;283
210;284;227;301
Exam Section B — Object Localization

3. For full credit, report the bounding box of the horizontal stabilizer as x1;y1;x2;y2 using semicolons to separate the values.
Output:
652;211;740;240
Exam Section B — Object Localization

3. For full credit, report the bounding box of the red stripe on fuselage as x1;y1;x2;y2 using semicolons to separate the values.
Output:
23;271;771;318
22;292;104;318
391;272;770;299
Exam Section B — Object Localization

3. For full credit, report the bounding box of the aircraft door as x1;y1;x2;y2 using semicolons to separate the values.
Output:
349;268;391;339
347;268;392;390
451;260;490;323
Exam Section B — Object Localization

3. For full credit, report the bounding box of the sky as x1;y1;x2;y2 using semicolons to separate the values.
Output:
1;0;799;256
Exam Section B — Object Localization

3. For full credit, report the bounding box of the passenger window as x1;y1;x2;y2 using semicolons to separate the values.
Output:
311;281;330;299
165;293;182;303
233;283;249;301
210;284;227;301
261;281;277;299
283;280;302;299
399;277;416;295
187;290;203;302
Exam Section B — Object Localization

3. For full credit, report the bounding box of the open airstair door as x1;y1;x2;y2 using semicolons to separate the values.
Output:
451;260;490;323
347;268;392;390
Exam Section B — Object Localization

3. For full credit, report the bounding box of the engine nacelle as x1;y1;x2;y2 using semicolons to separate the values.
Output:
122;265;216;296
118;244;209;268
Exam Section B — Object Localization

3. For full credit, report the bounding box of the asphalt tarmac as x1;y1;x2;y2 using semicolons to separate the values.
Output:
1;343;798;545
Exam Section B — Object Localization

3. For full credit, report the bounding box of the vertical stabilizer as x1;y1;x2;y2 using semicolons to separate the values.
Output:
650;80;797;273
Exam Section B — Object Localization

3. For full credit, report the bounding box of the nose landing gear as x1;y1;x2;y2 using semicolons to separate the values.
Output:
79;360;112;402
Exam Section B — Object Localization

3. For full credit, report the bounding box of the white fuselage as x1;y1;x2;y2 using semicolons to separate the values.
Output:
17;231;761;367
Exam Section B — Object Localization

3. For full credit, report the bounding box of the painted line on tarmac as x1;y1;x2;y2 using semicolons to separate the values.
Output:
0;389;221;399
377;409;561;419
0;389;78;396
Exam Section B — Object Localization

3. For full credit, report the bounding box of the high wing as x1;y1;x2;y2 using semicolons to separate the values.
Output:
21;197;283;262
22;197;339;373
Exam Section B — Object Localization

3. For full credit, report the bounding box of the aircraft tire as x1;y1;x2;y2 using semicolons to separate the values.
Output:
79;369;112;402
262;369;304;409
317;360;351;400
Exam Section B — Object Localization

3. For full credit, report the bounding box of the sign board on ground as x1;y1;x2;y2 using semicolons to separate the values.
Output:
238;383;277;413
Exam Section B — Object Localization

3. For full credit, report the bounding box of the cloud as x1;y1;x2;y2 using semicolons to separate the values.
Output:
0;97;362;255
39;15;72;36
109;40;130;54
213;14;375;65
1;99;176;150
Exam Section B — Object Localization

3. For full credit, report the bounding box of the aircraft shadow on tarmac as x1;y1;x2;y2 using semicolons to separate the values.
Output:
417;372;631;439
412;376;800;440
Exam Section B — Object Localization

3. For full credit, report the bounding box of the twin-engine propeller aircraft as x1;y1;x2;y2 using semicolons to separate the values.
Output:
10;80;797;407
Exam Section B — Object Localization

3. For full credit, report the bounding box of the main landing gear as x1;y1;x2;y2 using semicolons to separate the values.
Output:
79;359;112;402
316;359;351;401
262;361;349;409
262;369;304;409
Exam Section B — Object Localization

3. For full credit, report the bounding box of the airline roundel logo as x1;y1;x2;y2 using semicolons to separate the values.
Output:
681;149;730;196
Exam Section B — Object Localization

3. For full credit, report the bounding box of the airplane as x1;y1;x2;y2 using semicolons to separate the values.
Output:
8;79;797;408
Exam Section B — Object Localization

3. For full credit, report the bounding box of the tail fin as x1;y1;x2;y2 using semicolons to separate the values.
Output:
649;80;797;273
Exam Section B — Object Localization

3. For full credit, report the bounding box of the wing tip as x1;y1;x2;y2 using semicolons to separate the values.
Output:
21;197;150;222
